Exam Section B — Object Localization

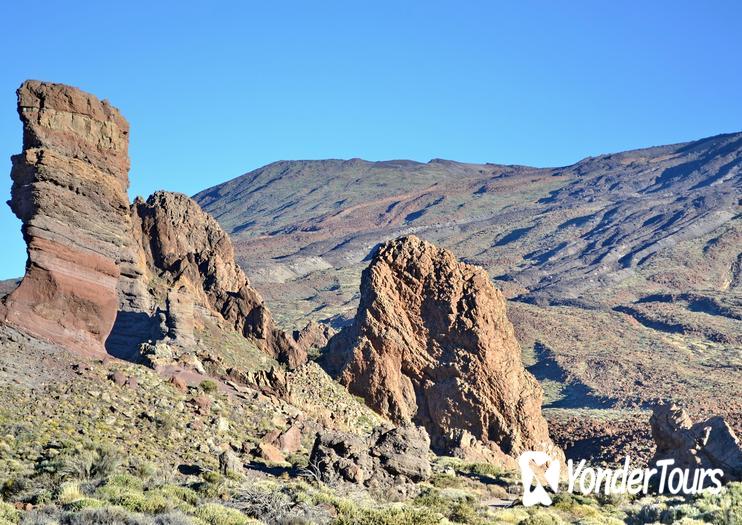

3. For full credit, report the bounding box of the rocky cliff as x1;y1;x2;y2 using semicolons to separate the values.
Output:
124;191;305;368
1;81;302;369
323;235;559;462
0;80;132;356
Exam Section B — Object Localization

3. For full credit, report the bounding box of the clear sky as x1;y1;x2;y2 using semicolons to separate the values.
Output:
0;1;740;279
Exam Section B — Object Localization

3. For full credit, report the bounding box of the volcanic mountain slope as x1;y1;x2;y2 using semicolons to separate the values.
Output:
195;134;742;433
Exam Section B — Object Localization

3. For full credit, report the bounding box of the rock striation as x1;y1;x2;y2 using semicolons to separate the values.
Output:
0;80;132;356
2;80;303;369
650;403;742;482
323;235;559;462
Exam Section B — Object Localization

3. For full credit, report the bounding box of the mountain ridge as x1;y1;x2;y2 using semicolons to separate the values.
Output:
194;131;742;433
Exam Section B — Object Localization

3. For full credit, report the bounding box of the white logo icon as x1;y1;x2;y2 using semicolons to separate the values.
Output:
518;451;561;506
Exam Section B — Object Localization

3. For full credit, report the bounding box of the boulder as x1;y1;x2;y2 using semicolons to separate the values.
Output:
256;442;286;464
323;236;560;461
170;374;189;392
293;321;335;353
219;448;244;477
650;403;742;482
277;424;303;454
308;424;431;496
227;366;288;399
369;425;432;482
0;81;132;356
109;371;128;386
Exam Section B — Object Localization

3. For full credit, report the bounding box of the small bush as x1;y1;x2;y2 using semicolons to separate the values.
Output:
333;504;444;525
521;510;566;525
0;502;19;524
129;459;158;481
96;485;171;514
38;442;122;482
230;485;293;523
149;485;199;508
1;479;27;501
62;506;154;525
106;474;145;491
428;474;460;489
195;504;255;525
62;498;106;511
56;482;83;505
199;381;218;394
458;462;502;479
153;511;196;525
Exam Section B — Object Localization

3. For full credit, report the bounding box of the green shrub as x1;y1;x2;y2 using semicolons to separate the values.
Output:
195;503;255;525
200;381;218;394
0;502;19;524
447;500;485;524
96;485;172;514
57;481;83;504
37;441;122;482
1;479;27;501
62;506;154;525
106;474;145;491
150;485;200;507
428;474;460;489
62;497;106;511
521;510;566;525
333;504;444;525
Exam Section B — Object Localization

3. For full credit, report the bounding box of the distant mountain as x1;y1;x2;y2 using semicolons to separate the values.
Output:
195;133;742;429
0;279;20;299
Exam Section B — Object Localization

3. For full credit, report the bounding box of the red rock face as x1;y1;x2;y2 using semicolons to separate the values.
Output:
129;191;306;368
0;81;131;356
324;236;559;461
1;81;304;369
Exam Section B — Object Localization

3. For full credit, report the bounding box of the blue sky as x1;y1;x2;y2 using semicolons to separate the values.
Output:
0;1;740;279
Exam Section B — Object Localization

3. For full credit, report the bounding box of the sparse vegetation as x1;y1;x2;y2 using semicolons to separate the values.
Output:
199;380;218;395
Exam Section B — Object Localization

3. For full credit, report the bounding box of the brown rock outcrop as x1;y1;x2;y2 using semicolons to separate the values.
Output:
0;81;132;356
650;403;742;482
2;80;303;370
293;320;335;353
309;424;431;498
126;191;305;368
323;235;559;461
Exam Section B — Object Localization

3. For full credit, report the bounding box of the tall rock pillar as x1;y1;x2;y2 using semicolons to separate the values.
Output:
1;81;132;356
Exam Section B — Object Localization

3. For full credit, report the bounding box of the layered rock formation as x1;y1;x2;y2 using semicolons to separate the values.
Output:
0;81;132;356
323;236;559;461
124;191;306;368
1;80;303;369
650;403;742;482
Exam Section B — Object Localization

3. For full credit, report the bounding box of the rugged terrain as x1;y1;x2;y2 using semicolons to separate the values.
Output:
195;137;742;452
0;80;740;525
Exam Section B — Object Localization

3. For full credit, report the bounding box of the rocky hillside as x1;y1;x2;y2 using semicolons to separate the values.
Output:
195;134;742;434
1;80;741;525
